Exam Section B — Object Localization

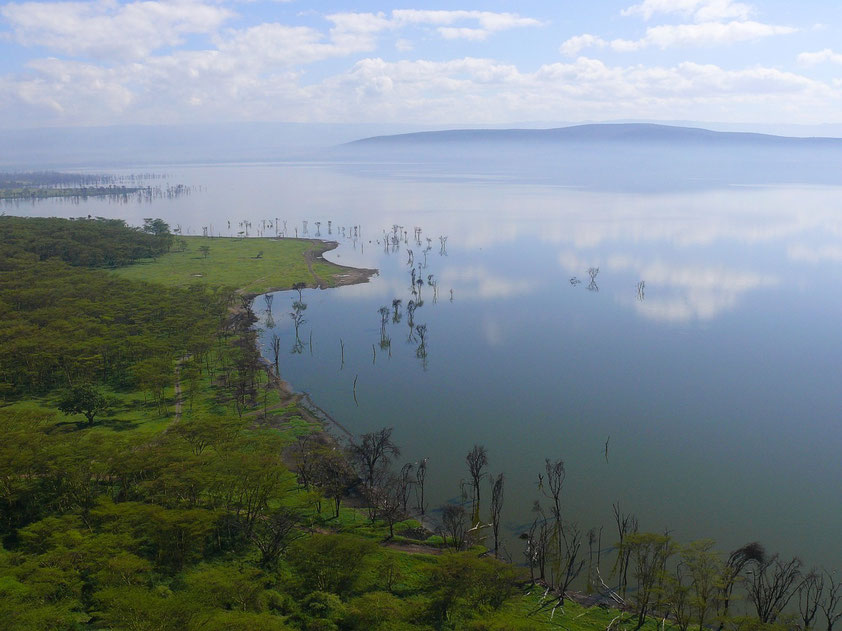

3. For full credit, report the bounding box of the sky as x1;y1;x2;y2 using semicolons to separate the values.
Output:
1;0;842;129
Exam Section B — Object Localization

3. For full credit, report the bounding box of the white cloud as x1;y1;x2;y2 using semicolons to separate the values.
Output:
622;0;753;23
798;49;842;66
560;34;609;56
438;27;490;42
390;10;541;42
787;244;842;264
562;20;795;55
0;0;232;60
563;0;794;56
391;10;541;32
627;20;793;49
4;52;838;127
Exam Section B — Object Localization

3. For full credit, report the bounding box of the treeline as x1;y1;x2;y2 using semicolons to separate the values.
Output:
0;172;123;188
0;216;172;267
0;217;227;395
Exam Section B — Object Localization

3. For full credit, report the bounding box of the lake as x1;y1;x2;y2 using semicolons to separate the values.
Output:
12;154;842;571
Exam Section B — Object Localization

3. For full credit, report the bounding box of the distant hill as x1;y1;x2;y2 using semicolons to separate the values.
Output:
346;123;842;147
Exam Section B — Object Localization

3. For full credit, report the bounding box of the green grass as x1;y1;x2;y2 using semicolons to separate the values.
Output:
113;235;355;293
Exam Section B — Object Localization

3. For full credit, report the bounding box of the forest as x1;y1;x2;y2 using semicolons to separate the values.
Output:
0;215;839;631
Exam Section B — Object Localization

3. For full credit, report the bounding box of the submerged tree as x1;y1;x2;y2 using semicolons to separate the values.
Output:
466;444;488;521
490;473;504;559
415;457;428;515
746;554;803;624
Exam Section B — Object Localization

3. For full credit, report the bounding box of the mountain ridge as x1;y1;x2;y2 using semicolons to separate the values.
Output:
346;123;842;147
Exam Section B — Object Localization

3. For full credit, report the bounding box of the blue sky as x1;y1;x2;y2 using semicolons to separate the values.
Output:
1;0;841;129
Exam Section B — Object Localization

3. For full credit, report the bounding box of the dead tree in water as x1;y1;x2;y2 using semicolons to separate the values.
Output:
611;502;639;599
271;334;281;373
490;473;504;558
466;444;488;520
415;457;428;515
820;570;842;631
797;570;825;631
746;554;803;624
398;462;415;513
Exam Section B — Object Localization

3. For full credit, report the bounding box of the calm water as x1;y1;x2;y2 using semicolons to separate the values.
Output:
13;158;842;570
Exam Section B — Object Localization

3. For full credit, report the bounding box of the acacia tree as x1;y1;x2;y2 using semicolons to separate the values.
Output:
681;539;722;631
716;542;766;629
626;531;675;630
313;447;356;518
250;508;300;568
58;383;111;426
440;504;468;551
348;427;400;521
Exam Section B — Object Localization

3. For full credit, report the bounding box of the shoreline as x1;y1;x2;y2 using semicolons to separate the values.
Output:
238;237;377;299
243;242;445;542
239;237;375;439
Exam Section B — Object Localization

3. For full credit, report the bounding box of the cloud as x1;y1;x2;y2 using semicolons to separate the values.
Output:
787;244;842;264
798;49;842;66
561;34;609;56
391;10;542;40
4;51;837;127
562;0;794;56
562;20;795;55
622;0;753;23
0;0;233;60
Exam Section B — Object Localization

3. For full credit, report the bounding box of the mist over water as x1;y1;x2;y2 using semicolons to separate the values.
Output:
13;141;842;570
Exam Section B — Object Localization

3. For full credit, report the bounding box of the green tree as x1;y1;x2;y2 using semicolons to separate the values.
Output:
287;534;375;595
626;532;676;629
57;383;110;426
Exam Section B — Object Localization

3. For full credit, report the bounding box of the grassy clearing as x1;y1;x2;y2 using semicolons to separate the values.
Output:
113;235;358;293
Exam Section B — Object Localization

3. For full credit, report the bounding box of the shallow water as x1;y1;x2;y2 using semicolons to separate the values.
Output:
14;158;842;570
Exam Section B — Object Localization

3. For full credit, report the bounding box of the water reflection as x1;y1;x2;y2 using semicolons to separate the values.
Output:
21;161;842;572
